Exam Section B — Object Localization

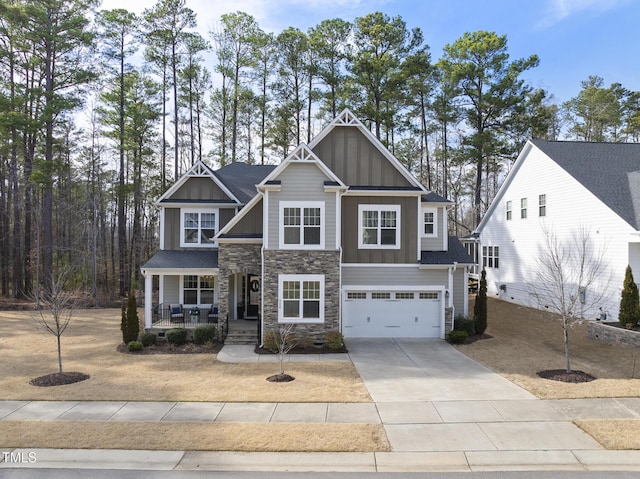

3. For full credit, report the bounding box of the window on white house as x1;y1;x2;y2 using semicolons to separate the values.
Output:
539;194;546;217
181;210;218;246
423;208;437;236
506;201;512;220
279;274;324;323
520;198;527;219
482;246;500;269
280;202;324;248
183;275;215;305
358;205;401;249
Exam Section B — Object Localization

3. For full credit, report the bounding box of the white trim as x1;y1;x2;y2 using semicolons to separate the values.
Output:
335;191;342;250
416;197;421;261
345;189;423;197
159;208;165;250
342;263;422;268
442;207;448;251
358;204;401;250
279;201;326;250
278;274;325;324
263;192;269;249
422;206;438;238
180;207;219;248
156;160;241;205
342;284;445;291
142;268;219;276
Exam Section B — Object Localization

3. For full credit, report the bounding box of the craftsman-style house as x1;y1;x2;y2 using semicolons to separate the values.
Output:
141;110;473;343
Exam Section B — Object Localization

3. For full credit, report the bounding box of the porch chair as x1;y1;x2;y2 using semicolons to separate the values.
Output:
208;305;219;324
169;304;184;323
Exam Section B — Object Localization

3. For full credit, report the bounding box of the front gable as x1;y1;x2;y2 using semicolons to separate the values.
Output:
309;109;426;191
157;161;240;205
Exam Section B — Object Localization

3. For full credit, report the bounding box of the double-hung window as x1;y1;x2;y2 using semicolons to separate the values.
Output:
181;209;218;247
482;246;500;269
520;198;528;219
422;207;437;237
506;201;512;221
183;275;215;305
280;201;324;248
278;274;324;323
539;194;546;217
358;204;401;249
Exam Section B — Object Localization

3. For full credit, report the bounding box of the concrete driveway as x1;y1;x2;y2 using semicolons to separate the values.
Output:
347;338;603;455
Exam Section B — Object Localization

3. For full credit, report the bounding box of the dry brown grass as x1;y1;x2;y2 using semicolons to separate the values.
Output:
575;420;640;450
0;421;390;452
0;309;370;403
457;297;640;399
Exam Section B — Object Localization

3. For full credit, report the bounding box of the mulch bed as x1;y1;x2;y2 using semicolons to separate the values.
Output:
537;369;596;383
266;373;295;382
30;372;90;387
116;342;222;355
465;333;493;344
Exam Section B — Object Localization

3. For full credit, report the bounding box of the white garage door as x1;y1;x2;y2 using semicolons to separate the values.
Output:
342;290;442;338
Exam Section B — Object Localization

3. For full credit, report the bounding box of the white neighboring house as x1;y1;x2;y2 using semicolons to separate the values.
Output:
474;139;640;321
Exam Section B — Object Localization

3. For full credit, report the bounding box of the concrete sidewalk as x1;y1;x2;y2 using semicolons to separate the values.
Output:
2;339;640;472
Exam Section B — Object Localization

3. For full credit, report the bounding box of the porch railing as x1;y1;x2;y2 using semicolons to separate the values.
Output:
152;305;219;329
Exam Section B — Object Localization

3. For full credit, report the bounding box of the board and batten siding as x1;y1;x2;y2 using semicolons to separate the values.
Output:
169;177;232;201
266;163;337;249
227;199;263;236
342;196;418;263
342;265;449;287
163;206;235;250
480;145;637;320
311;126;413;187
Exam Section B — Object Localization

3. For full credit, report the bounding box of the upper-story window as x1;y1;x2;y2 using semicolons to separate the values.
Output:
520;198;527;219
422;207;437;237
506;201;512;221
358;204;401;249
279;201;324;249
539;194;546;217
181;209;218;247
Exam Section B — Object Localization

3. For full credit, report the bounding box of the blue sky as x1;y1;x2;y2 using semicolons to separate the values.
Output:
101;0;639;104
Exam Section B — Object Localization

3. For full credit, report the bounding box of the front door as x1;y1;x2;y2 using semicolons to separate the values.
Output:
246;274;260;319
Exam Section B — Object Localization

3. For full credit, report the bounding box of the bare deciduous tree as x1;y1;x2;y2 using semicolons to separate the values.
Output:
32;269;87;374
267;323;297;382
530;226;611;372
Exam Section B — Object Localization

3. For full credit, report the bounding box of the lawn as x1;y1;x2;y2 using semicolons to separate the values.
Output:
0;309;370;403
457;297;640;399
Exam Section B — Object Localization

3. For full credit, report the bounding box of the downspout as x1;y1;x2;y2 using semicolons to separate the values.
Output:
448;261;458;329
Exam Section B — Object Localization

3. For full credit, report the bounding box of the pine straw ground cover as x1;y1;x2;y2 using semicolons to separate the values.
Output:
457;297;640;449
0;308;387;452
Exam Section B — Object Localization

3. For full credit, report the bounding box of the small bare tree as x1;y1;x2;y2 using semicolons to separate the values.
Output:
266;323;297;382
32;269;86;374
530;226;611;372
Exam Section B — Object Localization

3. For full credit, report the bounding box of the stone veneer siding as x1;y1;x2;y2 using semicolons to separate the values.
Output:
588;321;640;348
217;243;262;322
445;307;453;335
262;250;340;344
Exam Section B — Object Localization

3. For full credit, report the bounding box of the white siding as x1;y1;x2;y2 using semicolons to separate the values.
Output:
480;145;637;320
267;163;337;249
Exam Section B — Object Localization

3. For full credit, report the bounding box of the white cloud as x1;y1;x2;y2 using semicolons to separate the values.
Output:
539;0;630;27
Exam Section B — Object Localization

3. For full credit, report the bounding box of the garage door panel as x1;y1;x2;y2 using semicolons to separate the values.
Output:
343;290;442;338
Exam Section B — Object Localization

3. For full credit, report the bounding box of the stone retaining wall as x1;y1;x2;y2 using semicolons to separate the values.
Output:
588;321;640;348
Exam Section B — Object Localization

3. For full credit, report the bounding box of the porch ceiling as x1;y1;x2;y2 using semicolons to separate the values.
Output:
142;250;219;271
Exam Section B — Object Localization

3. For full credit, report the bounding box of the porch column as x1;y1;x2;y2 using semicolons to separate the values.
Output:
144;272;153;329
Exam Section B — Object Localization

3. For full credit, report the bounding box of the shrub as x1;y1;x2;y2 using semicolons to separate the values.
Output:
263;331;279;352
120;290;139;344
295;335;315;350
140;332;157;347
619;265;640;328
453;316;475;336
325;331;344;350
127;340;143;351
474;269;488;335
166;328;187;346
448;330;468;344
193;325;216;344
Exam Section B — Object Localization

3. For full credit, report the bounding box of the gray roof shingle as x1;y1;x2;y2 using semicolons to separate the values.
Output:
421;237;474;265
214;162;276;203
532;139;640;230
142;250;219;270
